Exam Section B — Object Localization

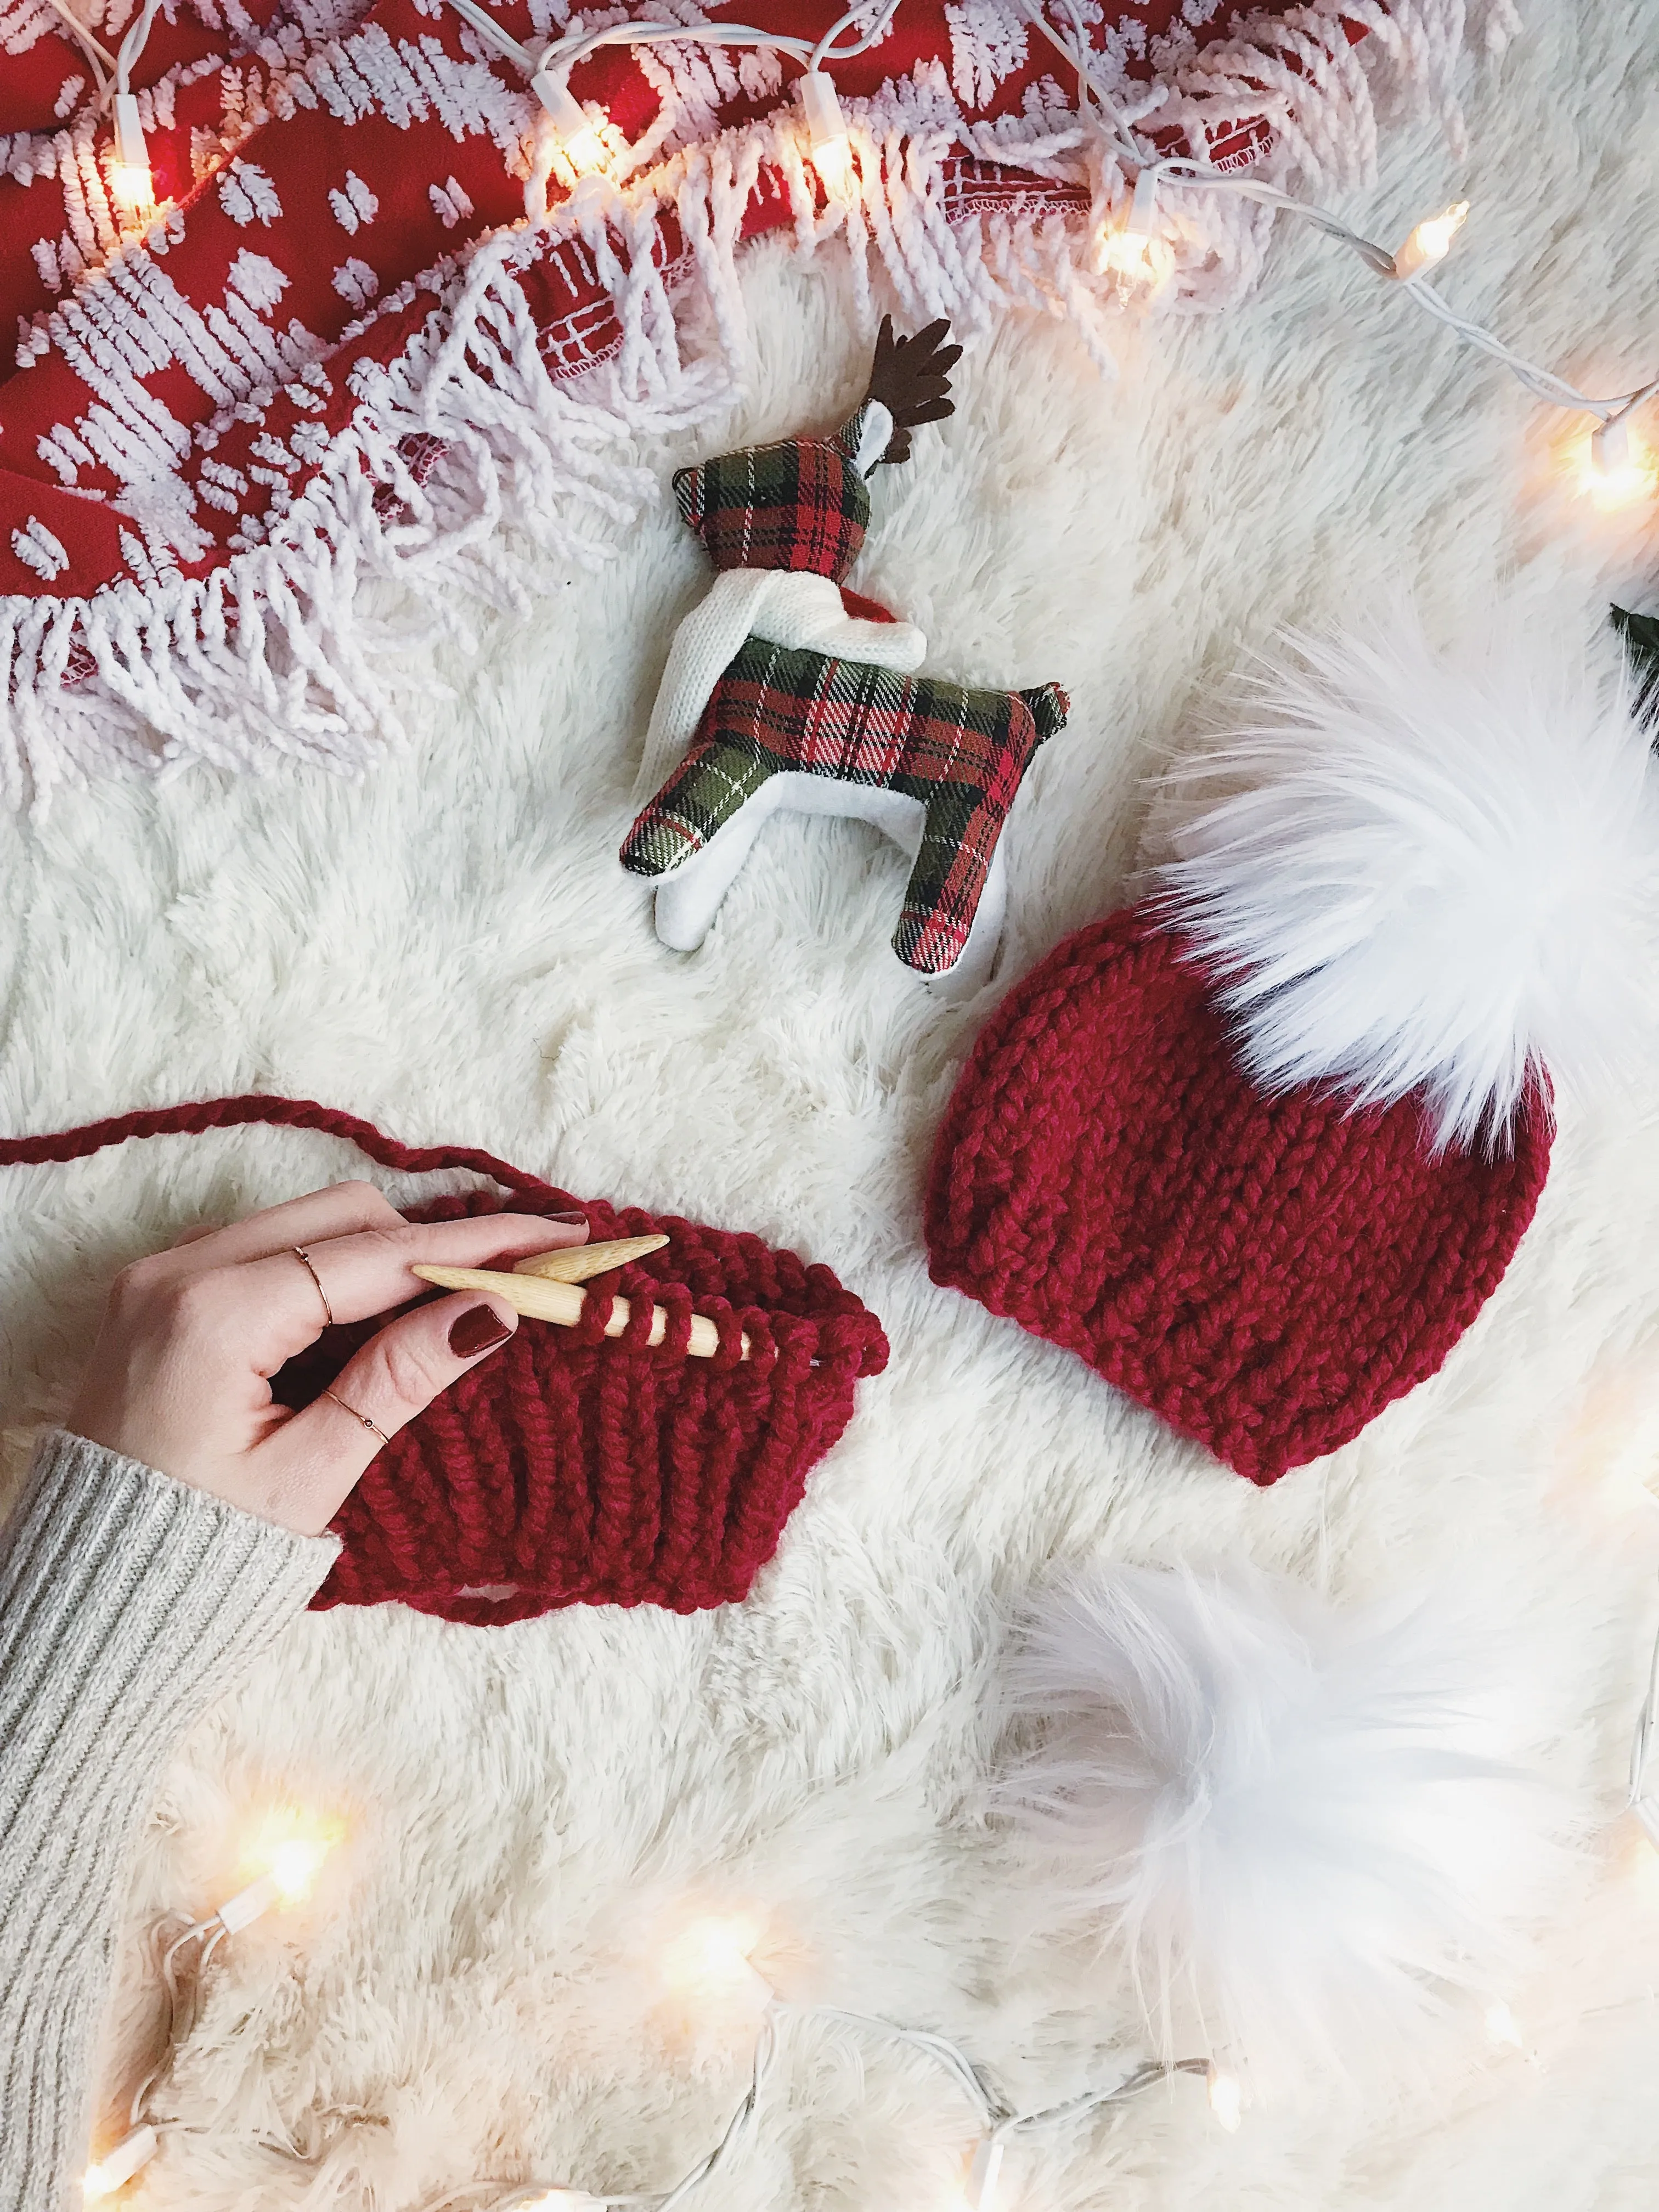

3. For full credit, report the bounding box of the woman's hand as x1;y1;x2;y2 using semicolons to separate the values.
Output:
67;1182;587;1537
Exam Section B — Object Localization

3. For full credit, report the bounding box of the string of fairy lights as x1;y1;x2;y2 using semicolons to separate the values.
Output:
81;1573;1659;2212
81;1824;341;2197
83;1849;1238;2206
78;1574;1659;2205
1021;0;1659;495
55;0;1659;504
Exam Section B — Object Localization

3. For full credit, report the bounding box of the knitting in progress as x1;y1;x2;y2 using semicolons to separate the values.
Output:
928;616;1659;1482
622;319;1069;986
0;1094;888;1620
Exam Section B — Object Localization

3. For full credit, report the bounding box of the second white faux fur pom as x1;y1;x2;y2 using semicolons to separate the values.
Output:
1155;617;1659;1152
992;1567;1570;2089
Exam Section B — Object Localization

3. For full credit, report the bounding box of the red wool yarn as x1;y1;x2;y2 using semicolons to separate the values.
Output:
924;913;1552;1486
0;1096;888;1622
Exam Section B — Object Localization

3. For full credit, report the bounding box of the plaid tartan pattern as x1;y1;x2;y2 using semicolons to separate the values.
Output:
672;406;879;581
622;637;1068;974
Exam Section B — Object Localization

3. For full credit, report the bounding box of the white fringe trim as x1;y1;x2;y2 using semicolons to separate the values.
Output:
2;0;1512;800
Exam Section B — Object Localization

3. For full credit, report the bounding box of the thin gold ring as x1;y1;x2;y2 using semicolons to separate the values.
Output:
323;1387;389;1447
291;1245;334;1328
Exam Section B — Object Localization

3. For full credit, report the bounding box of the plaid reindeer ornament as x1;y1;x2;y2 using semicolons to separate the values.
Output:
620;321;1069;989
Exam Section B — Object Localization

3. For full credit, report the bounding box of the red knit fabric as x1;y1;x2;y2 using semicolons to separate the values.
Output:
0;1094;888;1621
924;911;1553;1486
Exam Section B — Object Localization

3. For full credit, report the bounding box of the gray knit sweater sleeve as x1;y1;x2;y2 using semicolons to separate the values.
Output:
0;1430;340;2212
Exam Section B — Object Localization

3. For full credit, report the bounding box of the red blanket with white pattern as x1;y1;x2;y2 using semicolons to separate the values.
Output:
0;0;1506;792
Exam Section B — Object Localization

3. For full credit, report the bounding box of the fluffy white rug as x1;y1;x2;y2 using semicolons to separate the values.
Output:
4;4;1659;2203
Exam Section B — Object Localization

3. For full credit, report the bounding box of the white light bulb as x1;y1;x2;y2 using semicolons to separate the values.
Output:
1206;2062;1243;2131
1485;2001;1523;2050
1097;166;1171;290
214;1871;281;1933
267;1836;332;1901
217;1816;341;1929
531;68;607;173
1391;200;1468;281
801;71;854;201
1578;418;1654;510
1592;417;1631;476
108;93;155;219
660;1913;772;2006
82;2125;159;2199
961;2135;1005;2212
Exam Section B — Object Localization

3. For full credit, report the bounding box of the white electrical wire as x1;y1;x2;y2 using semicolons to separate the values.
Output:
423;2003;1213;2212
112;0;161;95
115;1854;1216;2212
437;0;900;100
42;0;115;99
1026;0;1141;163
74;0;906;119
1020;0;1659;449
1156;159;1658;432
72;0;1659;464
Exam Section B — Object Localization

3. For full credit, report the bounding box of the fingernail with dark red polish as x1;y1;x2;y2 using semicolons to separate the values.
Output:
449;1305;512;1357
551;1211;587;1226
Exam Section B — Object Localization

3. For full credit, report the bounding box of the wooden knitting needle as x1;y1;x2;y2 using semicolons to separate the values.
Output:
410;1263;749;1362
510;1234;670;1283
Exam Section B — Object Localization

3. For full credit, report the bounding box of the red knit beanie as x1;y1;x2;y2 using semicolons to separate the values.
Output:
0;1097;888;1621
927;912;1551;1483
927;618;1658;1485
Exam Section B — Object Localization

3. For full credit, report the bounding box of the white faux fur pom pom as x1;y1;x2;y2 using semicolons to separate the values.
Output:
994;1567;1568;2087
1155;618;1659;1152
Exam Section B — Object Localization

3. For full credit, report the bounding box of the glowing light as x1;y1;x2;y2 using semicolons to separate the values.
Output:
266;1835;335;1902
108;92;155;221
531;69;607;174
1206;2063;1243;2131
1575;417;1657;511
1391;200;1469;281
216;1810;342;1931
246;1807;343;1895
1097;228;1171;286
810;135;853;198
1096;166;1172;292
107;162;155;218
660;1912;772;2006
82;2125;159;2199
801;70;854;202
1485;2001;1523;2050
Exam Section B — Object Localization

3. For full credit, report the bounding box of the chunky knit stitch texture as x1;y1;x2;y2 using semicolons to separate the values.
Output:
924;911;1553;1485
0;1096;888;1623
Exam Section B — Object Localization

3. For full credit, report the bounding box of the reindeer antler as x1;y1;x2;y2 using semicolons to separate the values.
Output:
865;315;961;465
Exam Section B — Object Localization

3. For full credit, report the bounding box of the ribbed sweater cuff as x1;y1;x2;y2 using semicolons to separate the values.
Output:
0;1431;340;2212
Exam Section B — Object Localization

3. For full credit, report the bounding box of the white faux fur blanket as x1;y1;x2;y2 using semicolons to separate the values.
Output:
3;4;1658;2203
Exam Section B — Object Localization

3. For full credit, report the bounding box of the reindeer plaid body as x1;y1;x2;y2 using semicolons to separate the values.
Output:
622;637;1066;975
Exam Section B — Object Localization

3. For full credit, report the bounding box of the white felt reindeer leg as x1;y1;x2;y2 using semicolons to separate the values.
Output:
651;794;779;952
930;839;1007;998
